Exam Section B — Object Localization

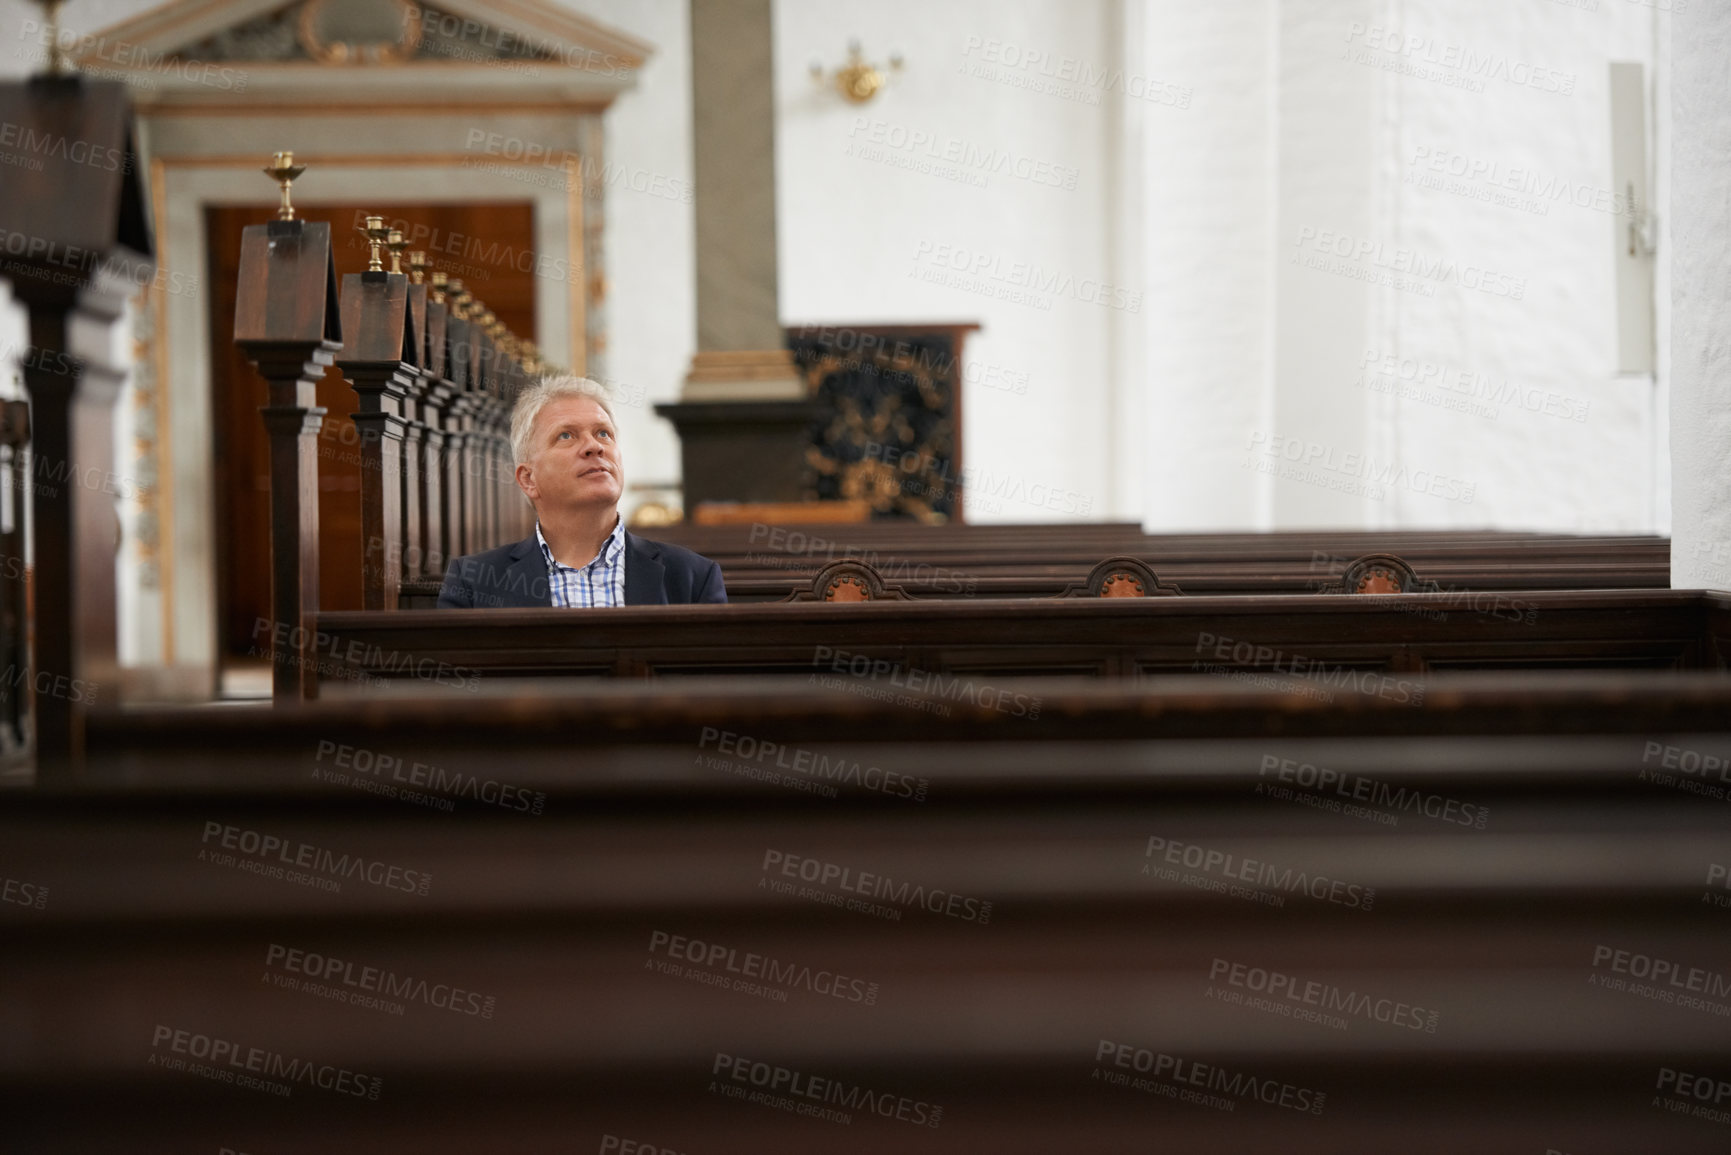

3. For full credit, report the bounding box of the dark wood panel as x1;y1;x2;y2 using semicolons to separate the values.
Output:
321;590;1726;690
5;672;1731;1153
208;202;537;662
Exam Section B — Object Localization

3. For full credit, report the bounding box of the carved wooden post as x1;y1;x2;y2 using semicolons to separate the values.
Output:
408;252;446;580
445;281;478;556
381;231;425;588
0;402;29;755
336;217;417;611
430;272;468;563
233;154;341;704
0;76;153;778
475;317;502;548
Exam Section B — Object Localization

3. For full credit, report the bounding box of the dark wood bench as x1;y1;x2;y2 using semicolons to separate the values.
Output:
641;525;1672;602
318;589;1731;691
6;672;1730;1152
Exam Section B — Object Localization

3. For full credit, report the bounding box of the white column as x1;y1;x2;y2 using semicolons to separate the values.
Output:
1135;0;1277;530
1670;2;1731;590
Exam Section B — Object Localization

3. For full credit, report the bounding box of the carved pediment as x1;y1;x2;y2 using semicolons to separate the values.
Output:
71;0;650;105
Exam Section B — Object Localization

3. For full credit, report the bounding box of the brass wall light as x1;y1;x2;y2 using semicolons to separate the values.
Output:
809;38;902;104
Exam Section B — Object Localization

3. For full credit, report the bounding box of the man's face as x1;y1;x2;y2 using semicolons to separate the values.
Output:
516;395;623;515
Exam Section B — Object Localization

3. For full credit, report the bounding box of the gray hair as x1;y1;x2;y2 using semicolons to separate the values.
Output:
510;374;616;466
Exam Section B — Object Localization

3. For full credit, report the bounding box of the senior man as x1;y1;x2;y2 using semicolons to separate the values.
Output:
438;375;726;608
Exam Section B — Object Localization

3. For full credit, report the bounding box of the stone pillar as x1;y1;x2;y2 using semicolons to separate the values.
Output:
1670;3;1731;589
657;0;820;509
684;0;802;399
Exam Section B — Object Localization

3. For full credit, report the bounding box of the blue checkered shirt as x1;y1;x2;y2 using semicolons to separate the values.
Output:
536;517;627;608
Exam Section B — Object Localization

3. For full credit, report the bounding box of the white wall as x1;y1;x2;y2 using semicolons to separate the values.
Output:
773;0;1118;522
558;0;695;512
0;0;1682;538
1129;0;1671;532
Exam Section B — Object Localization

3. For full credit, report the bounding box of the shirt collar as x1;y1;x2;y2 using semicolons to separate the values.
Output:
536;514;624;571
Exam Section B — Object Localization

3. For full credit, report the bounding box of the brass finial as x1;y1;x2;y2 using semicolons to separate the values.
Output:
360;215;389;273
408;251;429;285
263;151;306;221
33;1;74;77
385;229;409;275
429;269;448;304
447;279;470;318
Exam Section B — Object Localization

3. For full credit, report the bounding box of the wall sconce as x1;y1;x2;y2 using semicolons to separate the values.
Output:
810;38;903;104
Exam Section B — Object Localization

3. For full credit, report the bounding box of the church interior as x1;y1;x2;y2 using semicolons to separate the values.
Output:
2;0;1729;1151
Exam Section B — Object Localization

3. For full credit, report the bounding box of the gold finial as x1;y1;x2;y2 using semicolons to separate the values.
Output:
429;269;448;304
447;279;470;318
385;229;409;275
408;251;429;285
360;215;389;273
33;1;74;77
263;151;307;221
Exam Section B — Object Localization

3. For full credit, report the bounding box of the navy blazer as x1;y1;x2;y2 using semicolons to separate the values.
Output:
437;531;727;608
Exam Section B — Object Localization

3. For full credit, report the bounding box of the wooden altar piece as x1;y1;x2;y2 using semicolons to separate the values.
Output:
1;75;153;776
233;160;342;704
334;219;419;612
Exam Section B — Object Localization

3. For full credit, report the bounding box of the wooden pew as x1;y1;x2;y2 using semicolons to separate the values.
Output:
647;522;1671;602
311;589;1731;691
5;672;1731;1152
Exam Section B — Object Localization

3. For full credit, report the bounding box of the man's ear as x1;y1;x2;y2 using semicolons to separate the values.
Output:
515;461;539;503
